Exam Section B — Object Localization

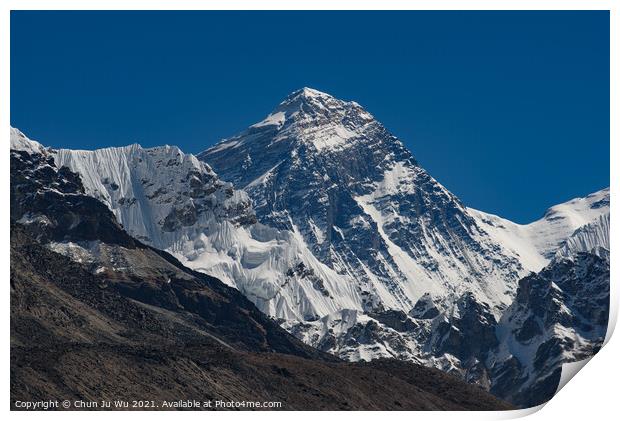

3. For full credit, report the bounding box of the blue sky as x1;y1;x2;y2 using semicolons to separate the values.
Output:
10;11;609;223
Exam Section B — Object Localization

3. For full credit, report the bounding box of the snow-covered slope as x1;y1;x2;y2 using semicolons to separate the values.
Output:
55;143;255;244
14;130;357;323
469;188;609;271
555;213;610;258
10;127;48;155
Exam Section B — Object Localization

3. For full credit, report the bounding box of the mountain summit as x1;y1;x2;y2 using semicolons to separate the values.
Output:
208;87;381;158
200;88;525;313
281;86;340;106
251;87;374;133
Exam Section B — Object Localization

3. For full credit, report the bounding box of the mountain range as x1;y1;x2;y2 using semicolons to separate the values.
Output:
10;129;511;410
9;87;609;409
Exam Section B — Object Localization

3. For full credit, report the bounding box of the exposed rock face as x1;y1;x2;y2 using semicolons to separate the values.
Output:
428;293;499;362
489;250;609;407
10;143;136;247
410;293;442;319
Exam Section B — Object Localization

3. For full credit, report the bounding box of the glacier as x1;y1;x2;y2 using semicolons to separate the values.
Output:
39;130;359;323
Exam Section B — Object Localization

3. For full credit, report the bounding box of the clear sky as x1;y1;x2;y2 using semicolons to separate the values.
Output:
10;11;609;223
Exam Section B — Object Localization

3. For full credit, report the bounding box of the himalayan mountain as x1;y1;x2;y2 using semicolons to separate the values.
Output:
10;128;512;410
9;88;609;408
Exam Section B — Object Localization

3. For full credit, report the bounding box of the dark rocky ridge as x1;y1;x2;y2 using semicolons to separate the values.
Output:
487;251;609;407
10;149;138;247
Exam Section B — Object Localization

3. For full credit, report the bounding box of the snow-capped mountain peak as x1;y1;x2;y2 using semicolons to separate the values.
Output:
250;87;337;129
201;91;610;392
239;87;377;153
287;86;334;101
10;127;49;155
277;87;351;112
201;90;530;315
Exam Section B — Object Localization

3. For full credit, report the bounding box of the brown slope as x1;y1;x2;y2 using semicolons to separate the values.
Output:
11;224;513;411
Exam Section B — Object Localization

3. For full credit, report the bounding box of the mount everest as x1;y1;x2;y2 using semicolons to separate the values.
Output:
9;87;609;407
